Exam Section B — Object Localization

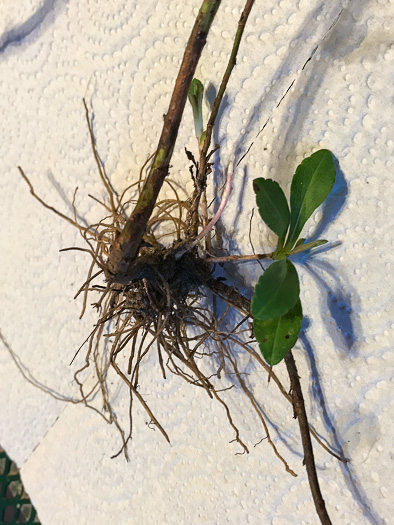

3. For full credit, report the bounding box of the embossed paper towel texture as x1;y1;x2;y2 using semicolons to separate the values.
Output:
0;0;393;524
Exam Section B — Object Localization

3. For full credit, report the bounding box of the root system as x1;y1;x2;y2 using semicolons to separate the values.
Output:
18;100;301;472
18;102;345;477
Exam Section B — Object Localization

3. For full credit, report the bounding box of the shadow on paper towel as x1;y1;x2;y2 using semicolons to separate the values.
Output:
301;328;383;525
0;0;68;55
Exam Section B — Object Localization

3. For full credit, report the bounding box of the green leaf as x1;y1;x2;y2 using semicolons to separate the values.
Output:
293;238;306;249
286;149;336;249
253;178;290;249
289;239;328;255
251;259;300;321
254;299;303;365
188;78;204;140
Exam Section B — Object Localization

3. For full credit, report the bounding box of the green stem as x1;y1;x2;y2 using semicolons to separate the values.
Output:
200;0;256;163
107;0;222;281
189;0;256;236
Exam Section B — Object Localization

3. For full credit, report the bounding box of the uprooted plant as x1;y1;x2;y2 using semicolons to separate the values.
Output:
12;1;350;524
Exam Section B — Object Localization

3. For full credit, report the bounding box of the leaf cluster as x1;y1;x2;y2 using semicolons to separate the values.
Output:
251;149;336;365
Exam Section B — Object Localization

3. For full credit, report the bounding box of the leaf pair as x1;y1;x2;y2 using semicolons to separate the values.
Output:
251;149;336;365
251;259;302;365
253;149;336;256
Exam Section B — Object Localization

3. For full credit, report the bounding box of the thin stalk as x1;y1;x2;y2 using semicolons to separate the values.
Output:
285;352;333;525
189;0;256;235
200;0;255;163
204;253;272;263
107;0;222;281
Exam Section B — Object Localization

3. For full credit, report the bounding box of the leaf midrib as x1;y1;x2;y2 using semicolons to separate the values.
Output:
287;153;327;247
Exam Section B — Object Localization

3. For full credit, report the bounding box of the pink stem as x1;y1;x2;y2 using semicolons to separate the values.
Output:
196;162;233;241
174;163;233;261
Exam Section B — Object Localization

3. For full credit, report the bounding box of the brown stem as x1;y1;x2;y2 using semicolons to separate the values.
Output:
107;0;222;281
285;352;332;525
204;252;272;263
208;278;250;315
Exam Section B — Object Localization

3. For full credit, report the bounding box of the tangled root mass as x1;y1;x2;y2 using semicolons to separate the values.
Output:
18;103;335;473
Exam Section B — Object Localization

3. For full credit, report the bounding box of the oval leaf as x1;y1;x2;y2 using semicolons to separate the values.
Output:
254;299;303;365
286;149;336;249
253;178;290;248
251;259;300;321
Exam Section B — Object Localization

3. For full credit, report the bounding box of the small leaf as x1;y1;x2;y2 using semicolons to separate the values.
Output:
286;149;336;249
294;238;306;249
289;239;328;255
251;259;300;321
188;78;204;140
184;148;195;162
254;299;303;365
253;178;290;248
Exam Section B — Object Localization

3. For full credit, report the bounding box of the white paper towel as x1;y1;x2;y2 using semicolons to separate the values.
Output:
1;0;393;523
